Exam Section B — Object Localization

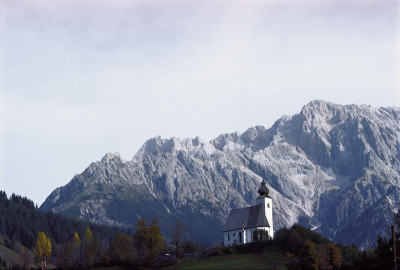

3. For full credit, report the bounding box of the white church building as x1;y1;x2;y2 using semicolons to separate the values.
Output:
223;179;273;246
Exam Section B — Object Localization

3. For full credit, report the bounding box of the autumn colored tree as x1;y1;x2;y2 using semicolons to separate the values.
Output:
133;219;149;260
71;232;81;266
83;226;99;266
110;231;135;263
298;240;319;270
148;218;165;260
134;218;165;264
33;231;52;264
326;242;342;269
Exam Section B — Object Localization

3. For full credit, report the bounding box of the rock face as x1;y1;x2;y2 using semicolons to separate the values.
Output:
40;100;400;248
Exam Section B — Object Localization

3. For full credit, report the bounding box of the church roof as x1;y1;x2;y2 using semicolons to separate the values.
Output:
223;204;270;232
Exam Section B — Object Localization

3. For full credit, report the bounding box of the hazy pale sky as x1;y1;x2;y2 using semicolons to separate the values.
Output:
1;0;399;205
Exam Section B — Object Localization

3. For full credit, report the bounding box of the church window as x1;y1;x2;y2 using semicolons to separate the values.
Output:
267;203;270;208
233;233;235;236
228;233;230;241
239;232;242;243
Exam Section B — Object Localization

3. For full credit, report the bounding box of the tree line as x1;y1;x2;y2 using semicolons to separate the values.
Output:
3;190;399;269
0;191;186;269
215;220;400;270
0;191;116;252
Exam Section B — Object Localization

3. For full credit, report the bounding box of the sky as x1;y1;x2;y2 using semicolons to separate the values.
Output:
1;0;399;206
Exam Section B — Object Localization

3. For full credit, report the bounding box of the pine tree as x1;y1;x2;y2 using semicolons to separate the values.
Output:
0;216;6;236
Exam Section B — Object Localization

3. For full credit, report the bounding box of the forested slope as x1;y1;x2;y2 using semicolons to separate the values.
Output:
0;191;116;252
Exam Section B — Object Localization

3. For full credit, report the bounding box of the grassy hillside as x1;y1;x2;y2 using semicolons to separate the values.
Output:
167;251;288;270
0;243;36;269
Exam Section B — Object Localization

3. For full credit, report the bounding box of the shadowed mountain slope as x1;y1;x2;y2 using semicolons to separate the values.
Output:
40;100;400;248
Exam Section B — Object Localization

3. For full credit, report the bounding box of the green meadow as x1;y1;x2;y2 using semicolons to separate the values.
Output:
166;251;288;270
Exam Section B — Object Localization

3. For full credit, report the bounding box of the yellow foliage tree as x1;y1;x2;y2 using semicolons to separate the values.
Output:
326;242;342;270
111;231;135;262
83;226;98;266
33;231;52;264
133;218;165;263
149;218;165;260
133;219;150;259
71;232;81;266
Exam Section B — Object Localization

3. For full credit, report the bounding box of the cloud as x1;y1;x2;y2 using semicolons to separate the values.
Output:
1;0;399;204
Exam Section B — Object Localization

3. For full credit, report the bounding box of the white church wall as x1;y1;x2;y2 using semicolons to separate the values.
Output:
224;229;246;246
246;228;252;244
224;225;273;246
265;197;274;238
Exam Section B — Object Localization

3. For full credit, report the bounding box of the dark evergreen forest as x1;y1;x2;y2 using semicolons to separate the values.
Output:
0;191;168;269
0;191;116;251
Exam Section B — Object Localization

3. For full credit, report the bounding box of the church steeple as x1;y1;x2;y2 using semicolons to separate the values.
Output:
256;178;274;239
258;179;269;197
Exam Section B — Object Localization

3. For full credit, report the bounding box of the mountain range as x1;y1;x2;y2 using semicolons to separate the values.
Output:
40;100;400;249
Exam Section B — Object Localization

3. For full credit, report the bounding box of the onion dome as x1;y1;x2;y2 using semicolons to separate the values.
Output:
258;179;269;197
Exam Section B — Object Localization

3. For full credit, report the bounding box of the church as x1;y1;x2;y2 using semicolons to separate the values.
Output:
223;179;274;246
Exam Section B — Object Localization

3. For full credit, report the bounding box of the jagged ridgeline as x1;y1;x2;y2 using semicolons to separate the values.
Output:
40;100;400;248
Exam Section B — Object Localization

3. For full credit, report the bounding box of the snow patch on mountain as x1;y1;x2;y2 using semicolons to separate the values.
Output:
41;100;400;248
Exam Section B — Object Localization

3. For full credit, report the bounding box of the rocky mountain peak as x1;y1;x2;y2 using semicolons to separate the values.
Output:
134;136;217;161
101;152;124;163
41;101;400;249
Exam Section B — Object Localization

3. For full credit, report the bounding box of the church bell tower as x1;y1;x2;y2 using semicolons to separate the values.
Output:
255;179;274;238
